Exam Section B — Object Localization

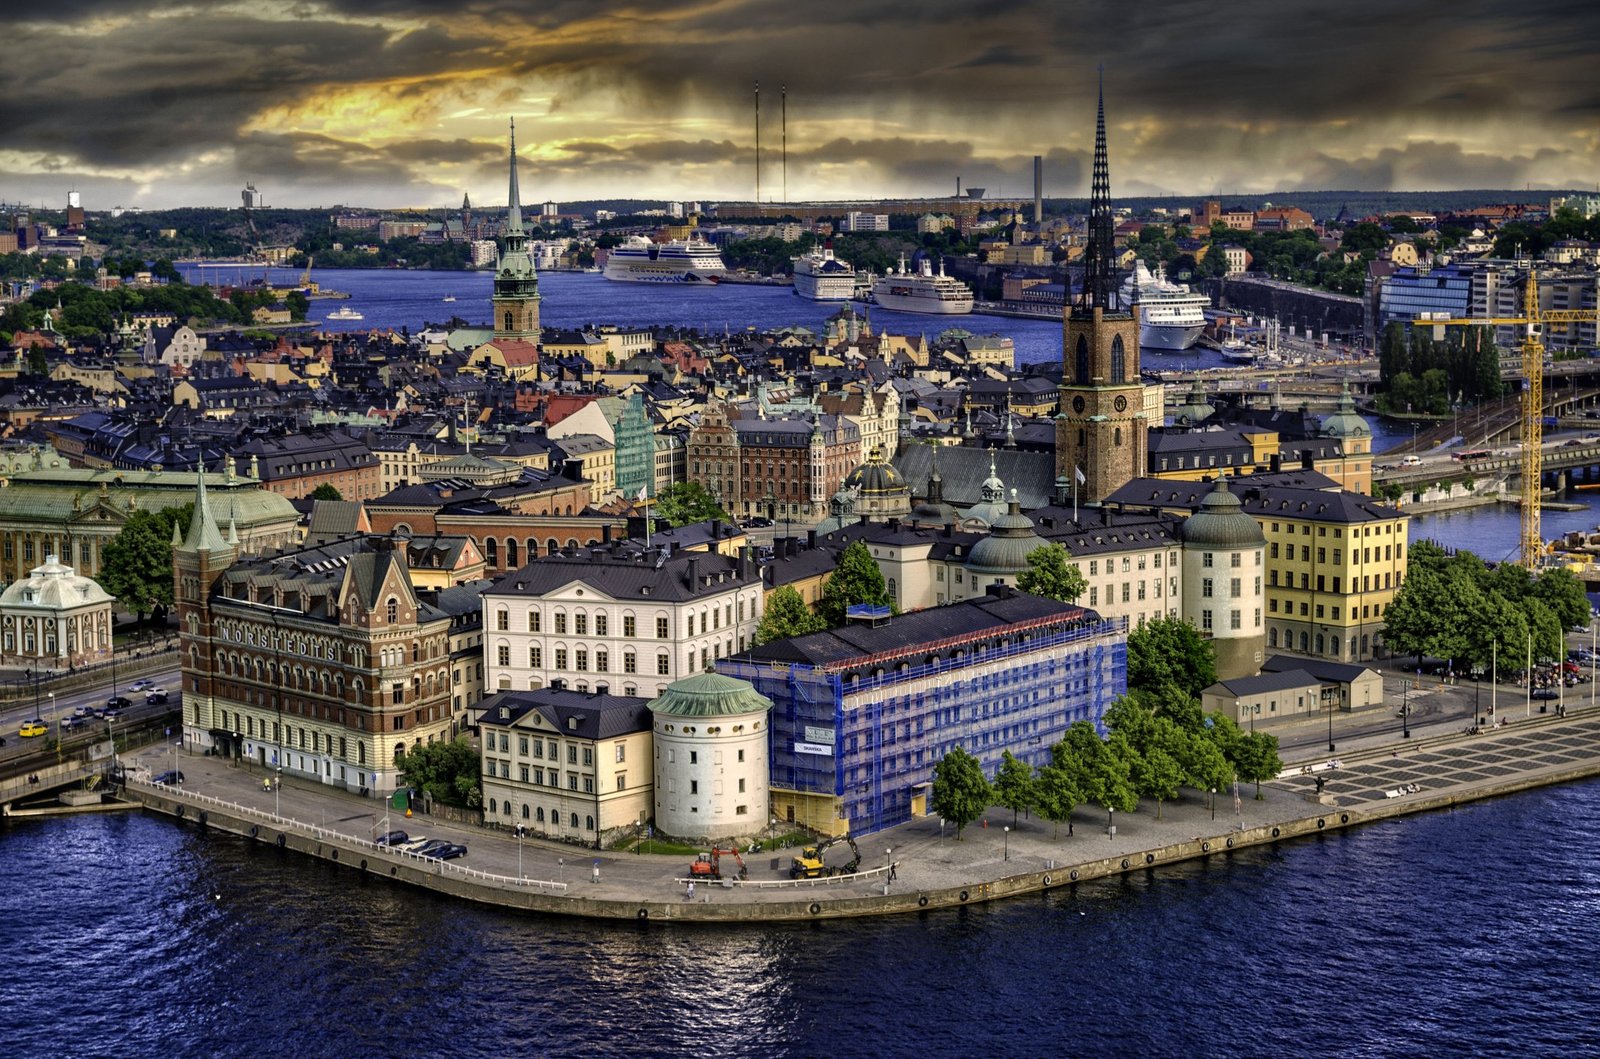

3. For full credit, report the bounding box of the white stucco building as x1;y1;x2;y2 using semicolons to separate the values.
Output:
649;672;773;842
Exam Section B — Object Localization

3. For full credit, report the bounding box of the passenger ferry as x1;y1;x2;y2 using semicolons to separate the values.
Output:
602;236;727;284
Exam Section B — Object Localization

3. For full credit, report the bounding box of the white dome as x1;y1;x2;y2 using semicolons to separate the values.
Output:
0;554;115;610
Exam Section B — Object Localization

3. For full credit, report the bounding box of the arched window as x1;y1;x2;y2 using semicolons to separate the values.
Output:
546;538;559;555
1330;636;1341;658
537;807;545;823
570;813;579;828
503;311;513;331
488;798;498;815
521;804;530;819
586;815;595;831
1114;427;1122;446
386;598;398;623
484;538;498;566
1110;334;1126;383
1269;628;1279;647
1075;335;1090;384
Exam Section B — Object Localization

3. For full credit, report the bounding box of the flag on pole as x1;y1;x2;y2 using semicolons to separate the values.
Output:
1075;466;1086;484
636;485;649;504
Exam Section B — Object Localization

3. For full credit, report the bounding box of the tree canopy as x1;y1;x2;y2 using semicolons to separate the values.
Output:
96;503;193;620
930;746;991;839
1127;616;1218;698
1016;544;1087;603
992;750;1037;827
652;481;728;527
395;738;481;808
753;585;826;646
818;539;895;627
309;483;343;502
1383;543;1581;668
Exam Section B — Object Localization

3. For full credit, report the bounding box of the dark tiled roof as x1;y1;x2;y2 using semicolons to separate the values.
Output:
1105;477;1401;524
1207;669;1320;696
474;688;652;741
894;444;1055;508
488;546;761;604
1261;654;1378;684
741;590;1099;667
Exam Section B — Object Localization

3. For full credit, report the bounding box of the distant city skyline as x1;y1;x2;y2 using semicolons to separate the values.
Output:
2;1;1597;211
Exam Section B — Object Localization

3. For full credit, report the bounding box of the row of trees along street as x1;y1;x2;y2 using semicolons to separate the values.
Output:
1382;541;1590;673
930;613;1283;839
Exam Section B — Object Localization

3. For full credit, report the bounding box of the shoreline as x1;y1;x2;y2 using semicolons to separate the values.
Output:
111;706;1600;923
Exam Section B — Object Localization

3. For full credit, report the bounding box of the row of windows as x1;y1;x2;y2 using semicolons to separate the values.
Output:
1270;542;1400;564
494;609;668;639
1269;522;1400;538
1268;570;1395;593
1198;608;1260;631
1268;598;1387;621
483;801;597;832
496;644;669;675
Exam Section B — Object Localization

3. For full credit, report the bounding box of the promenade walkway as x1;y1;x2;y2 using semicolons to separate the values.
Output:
113;697;1600;922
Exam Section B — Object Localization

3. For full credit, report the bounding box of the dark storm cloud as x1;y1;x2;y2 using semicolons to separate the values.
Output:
2;0;1595;202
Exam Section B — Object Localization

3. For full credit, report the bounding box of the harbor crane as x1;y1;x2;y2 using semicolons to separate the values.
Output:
1427;268;1600;568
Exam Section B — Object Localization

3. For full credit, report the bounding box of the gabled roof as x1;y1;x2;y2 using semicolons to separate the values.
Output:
475;688;652;741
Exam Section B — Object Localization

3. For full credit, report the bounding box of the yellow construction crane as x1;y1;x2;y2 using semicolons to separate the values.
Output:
1428;268;1599;568
298;256;317;294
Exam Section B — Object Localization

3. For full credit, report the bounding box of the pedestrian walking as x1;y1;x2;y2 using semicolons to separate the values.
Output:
592;860;600;884
686;881;695;901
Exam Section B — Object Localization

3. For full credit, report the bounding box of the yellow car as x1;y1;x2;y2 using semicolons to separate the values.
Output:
19;720;48;737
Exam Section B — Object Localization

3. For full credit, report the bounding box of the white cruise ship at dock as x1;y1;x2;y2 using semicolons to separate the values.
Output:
1115;260;1209;350
791;243;857;301
863;254;974;315
602;236;726;284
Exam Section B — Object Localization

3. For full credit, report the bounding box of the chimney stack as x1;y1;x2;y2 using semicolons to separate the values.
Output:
1033;155;1043;224
686;555;700;590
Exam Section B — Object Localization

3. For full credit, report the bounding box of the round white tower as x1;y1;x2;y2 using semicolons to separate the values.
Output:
650;673;773;842
1180;476;1267;681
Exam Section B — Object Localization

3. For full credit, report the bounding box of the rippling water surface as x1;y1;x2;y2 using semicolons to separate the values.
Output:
4;783;1598;1058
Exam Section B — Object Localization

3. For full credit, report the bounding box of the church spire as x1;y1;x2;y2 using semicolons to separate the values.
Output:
1079;68;1116;313
506;117;524;236
182;462;226;553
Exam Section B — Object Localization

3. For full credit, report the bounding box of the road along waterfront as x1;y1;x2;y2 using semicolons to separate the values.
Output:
108;703;1600;923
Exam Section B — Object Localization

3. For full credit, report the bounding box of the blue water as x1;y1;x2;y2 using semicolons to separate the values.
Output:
2;785;1597;1057
181;264;1251;374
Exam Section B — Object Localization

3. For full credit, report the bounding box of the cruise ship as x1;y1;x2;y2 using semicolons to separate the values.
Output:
791;243;857;301
602;236;726;284
1115;260;1209;350
864;254;974;315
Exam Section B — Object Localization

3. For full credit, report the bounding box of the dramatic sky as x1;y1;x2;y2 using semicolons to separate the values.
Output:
3;0;1598;210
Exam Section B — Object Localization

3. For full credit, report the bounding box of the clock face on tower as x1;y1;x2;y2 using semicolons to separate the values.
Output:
1072;396;1086;414
1114;395;1128;412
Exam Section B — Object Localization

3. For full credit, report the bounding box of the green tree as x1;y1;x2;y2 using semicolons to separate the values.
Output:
1532;567;1590;631
818;539;894;627
284;289;310;321
97;509;179;620
930;746;991;839
1056;721;1137;822
1179;730;1233;799
309;483;344;502
753;585;826;646
1033;760;1080;839
1016;543;1087;603
26;343;47;375
394;738;481;808
652;481;727;527
1130;717;1187;819
1234;730;1283;799
1127;616;1218;698
992;750;1037;827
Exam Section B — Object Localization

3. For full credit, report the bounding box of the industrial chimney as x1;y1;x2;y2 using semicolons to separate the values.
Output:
1033;155;1043;224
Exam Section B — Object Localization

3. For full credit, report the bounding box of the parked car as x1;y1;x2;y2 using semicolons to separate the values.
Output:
102;707;123;721
129;680;153;692
1400;455;1424;467
412;839;454;858
394;837;433;853
105;695;132;710
433;843;468;860
72;705;94;719
146;692;170;705
152;770;185;786
60;716;81;732
18;719;47;737
375;830;410;847
1532;687;1560;700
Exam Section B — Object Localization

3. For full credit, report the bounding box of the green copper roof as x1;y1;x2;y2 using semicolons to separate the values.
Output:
648;673;773;718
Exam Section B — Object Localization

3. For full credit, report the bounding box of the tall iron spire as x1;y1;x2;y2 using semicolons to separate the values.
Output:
1079;68;1115;313
506;118;524;236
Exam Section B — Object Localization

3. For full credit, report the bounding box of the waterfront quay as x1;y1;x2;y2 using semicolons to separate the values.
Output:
114;701;1600;923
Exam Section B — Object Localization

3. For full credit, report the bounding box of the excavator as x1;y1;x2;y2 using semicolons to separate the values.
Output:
688;847;748;881
789;835;862;879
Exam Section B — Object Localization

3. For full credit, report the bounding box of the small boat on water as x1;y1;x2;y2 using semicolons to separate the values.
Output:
442;295;456;303
327;306;364;321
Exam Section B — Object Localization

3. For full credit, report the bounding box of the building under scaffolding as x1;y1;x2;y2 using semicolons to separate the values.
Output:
719;585;1127;837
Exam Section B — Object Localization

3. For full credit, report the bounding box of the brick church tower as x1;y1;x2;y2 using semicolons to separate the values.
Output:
1056;77;1146;503
173;466;238;753
492;118;542;341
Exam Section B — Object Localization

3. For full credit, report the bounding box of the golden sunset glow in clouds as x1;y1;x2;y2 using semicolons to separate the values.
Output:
2;0;1598;209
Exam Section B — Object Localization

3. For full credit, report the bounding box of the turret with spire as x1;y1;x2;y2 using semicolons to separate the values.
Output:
1056;69;1145;505
181;464;227;554
492;117;542;341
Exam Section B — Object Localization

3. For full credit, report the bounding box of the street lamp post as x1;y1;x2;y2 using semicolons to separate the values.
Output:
1002;826;1009;861
1402;679;1410;739
559;857;565;887
1107;807;1115;839
49;692;58;764
1472;664;1485;726
274;767;282;817
1327;690;1337;753
1210;788;1217;821
516;824;524;881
